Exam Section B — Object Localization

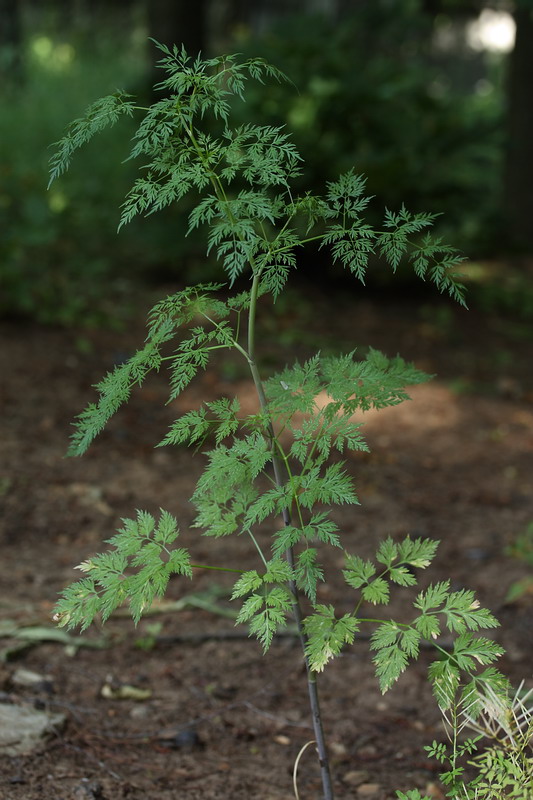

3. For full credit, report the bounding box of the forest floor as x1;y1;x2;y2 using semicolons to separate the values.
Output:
1;282;533;800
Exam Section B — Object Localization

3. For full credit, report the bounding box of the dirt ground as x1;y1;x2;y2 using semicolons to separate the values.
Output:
1;283;533;800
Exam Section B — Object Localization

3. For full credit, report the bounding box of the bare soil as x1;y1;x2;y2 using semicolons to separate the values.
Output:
1;285;532;800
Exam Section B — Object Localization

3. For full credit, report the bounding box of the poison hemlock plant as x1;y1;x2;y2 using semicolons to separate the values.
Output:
50;44;510;800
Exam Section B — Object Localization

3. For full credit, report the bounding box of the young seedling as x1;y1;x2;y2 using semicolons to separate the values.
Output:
417;680;533;799
50;44;510;799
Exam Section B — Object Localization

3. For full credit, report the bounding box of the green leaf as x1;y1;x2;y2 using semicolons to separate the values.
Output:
303;605;359;672
264;558;294;585
54;510;192;629
343;554;376;589
413;613;441;640
409;233;467;307
53;578;101;632
428;658;460;710
48;91;135;185
372;644;409;693
271;514;341;559
323;222;376;283
159;409;210;447
266;355;322;417
295;549;324;603
154;509;181;544
271;525;305;558
298;462;358;508
192;435;273;537
370;621;401;650
231;570;263;599
167;322;235;401
376;538;398;567
236;587;292;651
209;397;241;444
414;581;451;614
442;591;500;634
306;513;341;547
400;627;421;658
147;283;227;338
451;633;504;670
389;566;417;587
370;622;420;691
236;593;264;623
377;205;435;271
67;284;235;457
321;349;431;415
362;578;390;605
243;484;289;528
325;170;371;220
67;339;164;457
160;398;242;449
424;740;448;763
397;537;439;569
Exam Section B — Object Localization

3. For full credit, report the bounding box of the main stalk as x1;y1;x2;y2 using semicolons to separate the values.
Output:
245;272;335;800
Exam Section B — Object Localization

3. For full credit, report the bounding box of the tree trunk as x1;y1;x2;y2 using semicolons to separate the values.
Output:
503;7;533;249
147;0;207;57
0;0;23;83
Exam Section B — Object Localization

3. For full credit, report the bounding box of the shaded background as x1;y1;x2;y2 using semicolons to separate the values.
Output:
1;0;533;324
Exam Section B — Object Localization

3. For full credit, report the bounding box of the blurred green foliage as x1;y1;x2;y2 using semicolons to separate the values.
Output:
232;3;505;257
0;1;511;325
506;522;533;603
0;10;193;325
1;21;143;324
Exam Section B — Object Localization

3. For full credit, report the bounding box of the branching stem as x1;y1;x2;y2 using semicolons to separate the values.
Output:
244;270;335;800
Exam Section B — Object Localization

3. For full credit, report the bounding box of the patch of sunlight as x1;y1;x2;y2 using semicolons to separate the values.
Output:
474;78;494;97
288;95;317;129
48;189;68;213
30;35;76;72
467;10;516;54
31;35;53;61
313;383;462;434
288;77;338;129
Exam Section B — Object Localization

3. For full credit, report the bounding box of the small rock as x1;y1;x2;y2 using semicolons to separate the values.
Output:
129;704;151;719
11;668;54;693
343;769;369;787
273;734;291;745
170;729;202;751
0;703;66;756
358;744;378;759
330;740;347;756
157;727;203;751
72;779;105;799
357;783;381;797
424;782;446;799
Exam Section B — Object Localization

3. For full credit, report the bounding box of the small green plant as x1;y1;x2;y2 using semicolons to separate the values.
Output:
419;681;533;799
49;44;509;799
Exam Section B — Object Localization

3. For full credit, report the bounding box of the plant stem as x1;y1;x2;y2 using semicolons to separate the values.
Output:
191;564;244;573
245;271;335;800
185;124;334;796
